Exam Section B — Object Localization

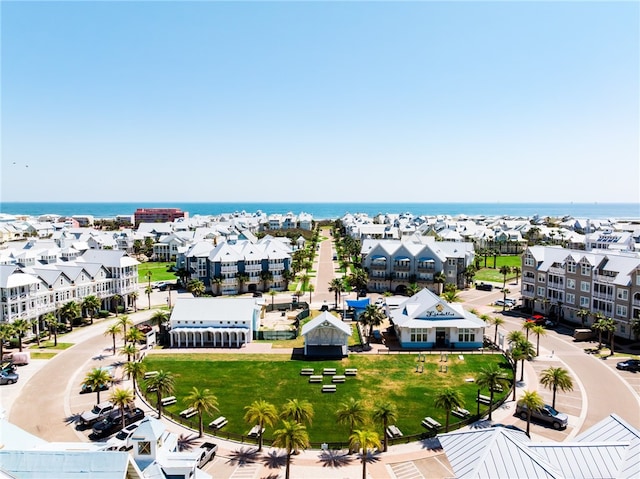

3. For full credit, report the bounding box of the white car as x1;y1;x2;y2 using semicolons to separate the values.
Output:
104;419;143;451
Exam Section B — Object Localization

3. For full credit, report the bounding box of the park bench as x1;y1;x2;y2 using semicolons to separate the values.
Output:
144;371;159;379
321;384;337;393
345;368;358;376
248;425;265;438
209;416;228;429
422;417;441;429
386;425;403;438
309;375;323;383
323;368;337;375
160;396;176;406
477;394;491;405
332;375;346;383
451;407;470;419
300;368;314;375
180;407;197;419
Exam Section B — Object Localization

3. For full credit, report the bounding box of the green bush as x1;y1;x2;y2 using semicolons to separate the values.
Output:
97;310;110;318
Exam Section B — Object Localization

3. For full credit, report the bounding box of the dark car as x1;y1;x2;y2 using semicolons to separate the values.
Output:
0;370;19;385
358;289;367;297
92;408;145;438
80;383;109;394
616;359;640;372
476;282;493;291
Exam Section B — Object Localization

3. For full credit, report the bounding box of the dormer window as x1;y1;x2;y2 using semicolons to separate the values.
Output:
138;441;151;455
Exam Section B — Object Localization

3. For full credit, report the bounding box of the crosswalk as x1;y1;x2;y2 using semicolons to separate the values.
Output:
229;462;262;479
389;461;424;479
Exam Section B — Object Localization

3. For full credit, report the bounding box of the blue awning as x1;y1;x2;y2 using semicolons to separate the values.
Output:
346;298;370;309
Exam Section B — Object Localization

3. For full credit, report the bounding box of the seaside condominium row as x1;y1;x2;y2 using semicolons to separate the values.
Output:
0;248;139;330
521;245;640;339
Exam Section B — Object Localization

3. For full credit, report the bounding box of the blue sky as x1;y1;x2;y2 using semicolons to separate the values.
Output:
2;1;638;203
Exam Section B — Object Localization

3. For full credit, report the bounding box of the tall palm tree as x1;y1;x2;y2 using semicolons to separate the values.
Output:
506;330;525;345
500;288;511;312
280;398;314;426
0;323;14;361
150;310;169;329
83;367;113;404
371;400;398;452
492;317;505;344
117;315;133;347
518;390;545;437
434;271;446;294
82;295;101;325
268;290;278;309
592;313;607;349
539;367;574;409
146;370;175;419
104;323;121;354
185;387;219;437
244;399;278;451
60;300;81;331
522;320;536;340
441;288;460;303
512;266;521;284
126;327;145;345
112;294;122;316
433;388;464;432
602;317;617;355
531;325;546;356
11;319;31;352
349;429;381;479
120;343;139;362
187;279;206;297
336;397;367;450
475;365;510;420
577;308;590;326
509;346;527;400
499;265;511;288
123;360;147;393
329;278;345;308
272;420;310;479
130;291;139;312
145;285;153;310
359;304;385;341
260;270;273;293
110;387;135;430
515;339;536;382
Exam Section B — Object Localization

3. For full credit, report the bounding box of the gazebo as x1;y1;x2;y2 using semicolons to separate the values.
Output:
300;312;352;358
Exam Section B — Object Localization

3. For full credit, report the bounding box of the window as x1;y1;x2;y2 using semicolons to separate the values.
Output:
567;279;575;290
524;254;534;267
458;329;476;342
566;260;576;273
580;263;591;276
537;287;545;297
138;441;151;455
566;293;575;305
636;275;640;286
617;289;628;301
580;282;590;293
580;296;589;307
616;305;627;317
410;328;429;342
538;274;546;283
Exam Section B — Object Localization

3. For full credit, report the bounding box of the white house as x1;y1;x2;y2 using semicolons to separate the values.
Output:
168;297;262;348
301;311;352;357
389;288;485;349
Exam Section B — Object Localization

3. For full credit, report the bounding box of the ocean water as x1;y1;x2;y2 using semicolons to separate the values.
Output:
1;202;638;220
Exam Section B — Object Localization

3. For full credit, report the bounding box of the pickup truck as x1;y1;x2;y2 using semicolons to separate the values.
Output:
79;402;114;427
92;408;145;438
193;442;217;468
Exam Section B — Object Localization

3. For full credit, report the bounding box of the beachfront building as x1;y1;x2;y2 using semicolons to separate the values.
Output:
300;311;352;357
134;208;188;226
388;288;485;349
360;236;475;294
521;245;640;339
168;297;262;348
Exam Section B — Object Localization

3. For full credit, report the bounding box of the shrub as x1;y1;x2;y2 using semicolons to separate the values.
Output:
97;310;110;318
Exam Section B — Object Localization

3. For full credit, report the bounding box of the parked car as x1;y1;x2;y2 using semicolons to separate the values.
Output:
357;289;367;298
616;359;640;372
80;382;109;394
104;419;144;451
526;314;546;325
515;403;568;430
79;402;114;427
476;282;493;291
155;282;167;291
0;370;19;385
92;408;145;439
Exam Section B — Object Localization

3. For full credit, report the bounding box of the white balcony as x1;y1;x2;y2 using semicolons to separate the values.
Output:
244;264;262;272
221;266;238;274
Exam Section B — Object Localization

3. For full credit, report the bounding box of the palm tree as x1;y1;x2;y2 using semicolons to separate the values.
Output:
602;317;617;355
539;367;574;409
512;266;521;284
359;304;385;341
280;398;314;426
244;399;278;451
492;316;505;344
60;300;81;331
515;339;536;381
349;429;381;479
499;265;511;288
120;343;139;362
592;313;607;349
104;323;121;354
260;270;273;293
329;278;345;308
433;388;464;432
500;288;511;312
509;347;527;400
145;285;153;310
82;295;101;325
577;308;590;326
83;367;113;404
237;273;249;294
112;294;122;316
146;370;175;419
531;325;546;356
434;271;446;294
145;269;153;289
187;279;206;297
110;387;135;430
130;291;139;312
475;365;510;420
441;288;460;303
126;327;145;345
211;275;224;295
406;282;420;297
371;400;398;453
307;284;314;304
518;390;545;437
11;319;31;352
272;420;310;479
506;330;525;345
123;360;147;392
117;315;133;347
522;320;536;340
185;387;219;438
0;323;14;361
336;397;367;449
150;310;169;329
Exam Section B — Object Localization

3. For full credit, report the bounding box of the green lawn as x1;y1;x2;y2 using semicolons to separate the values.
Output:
141;353;510;443
138;262;178;283
474;255;522;283
29;341;74;350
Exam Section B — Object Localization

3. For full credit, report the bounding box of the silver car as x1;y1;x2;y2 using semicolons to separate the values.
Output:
516;403;568;430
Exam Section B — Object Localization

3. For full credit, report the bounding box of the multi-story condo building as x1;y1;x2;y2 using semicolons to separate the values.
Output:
521;245;640;339
178;237;292;295
134;208;187;226
361;236;475;294
0;248;139;334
